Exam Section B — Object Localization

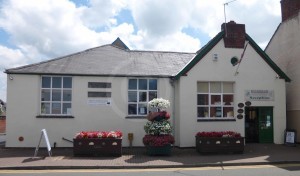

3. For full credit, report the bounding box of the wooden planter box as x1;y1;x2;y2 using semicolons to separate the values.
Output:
146;144;172;156
196;136;244;154
73;138;122;157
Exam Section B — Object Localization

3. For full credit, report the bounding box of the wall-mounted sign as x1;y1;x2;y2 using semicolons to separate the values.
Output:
88;99;112;106
245;90;274;101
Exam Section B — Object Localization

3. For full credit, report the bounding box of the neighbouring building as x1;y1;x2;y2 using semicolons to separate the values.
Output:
265;0;300;141
5;21;290;148
0;99;6;134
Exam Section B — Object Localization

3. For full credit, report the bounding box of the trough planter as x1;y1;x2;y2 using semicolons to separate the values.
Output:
73;138;122;157
196;136;244;154
146;144;172;156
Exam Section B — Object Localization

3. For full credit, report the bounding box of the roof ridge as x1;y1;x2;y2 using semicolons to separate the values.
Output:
129;49;195;54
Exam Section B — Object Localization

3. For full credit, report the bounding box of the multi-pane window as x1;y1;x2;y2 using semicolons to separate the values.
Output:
197;82;234;119
41;76;72;115
128;79;157;115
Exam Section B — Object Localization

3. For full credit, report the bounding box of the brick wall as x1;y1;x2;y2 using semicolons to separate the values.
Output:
281;0;300;22
221;21;246;48
0;119;6;133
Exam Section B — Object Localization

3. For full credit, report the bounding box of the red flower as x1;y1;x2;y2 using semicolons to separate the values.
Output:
196;131;241;138
143;135;175;147
75;130;123;139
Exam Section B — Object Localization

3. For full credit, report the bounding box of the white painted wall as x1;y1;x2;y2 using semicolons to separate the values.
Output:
265;12;300;142
6;38;287;148
6;75;173;147
176;39;287;147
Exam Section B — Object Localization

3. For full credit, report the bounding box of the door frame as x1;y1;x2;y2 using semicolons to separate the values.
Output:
245;106;274;143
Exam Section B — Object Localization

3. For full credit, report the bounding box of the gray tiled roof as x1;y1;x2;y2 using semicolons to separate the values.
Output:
6;45;195;77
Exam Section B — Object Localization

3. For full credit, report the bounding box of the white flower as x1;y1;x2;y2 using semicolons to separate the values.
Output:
148;98;170;110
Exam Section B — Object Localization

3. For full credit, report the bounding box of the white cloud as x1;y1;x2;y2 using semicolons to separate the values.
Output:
0;45;27;68
0;45;27;101
129;0;193;37
80;0;127;29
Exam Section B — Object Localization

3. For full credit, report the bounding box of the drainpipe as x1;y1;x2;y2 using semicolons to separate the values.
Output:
169;77;176;144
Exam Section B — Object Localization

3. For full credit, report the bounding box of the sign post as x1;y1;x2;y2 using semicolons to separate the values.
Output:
34;129;52;157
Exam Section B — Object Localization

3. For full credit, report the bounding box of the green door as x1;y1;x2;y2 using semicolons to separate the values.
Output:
258;107;274;143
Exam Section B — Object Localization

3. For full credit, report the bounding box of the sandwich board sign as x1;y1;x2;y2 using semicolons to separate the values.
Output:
34;129;52;157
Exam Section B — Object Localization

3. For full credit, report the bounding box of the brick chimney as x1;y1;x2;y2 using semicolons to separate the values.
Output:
221;21;246;48
281;0;300;22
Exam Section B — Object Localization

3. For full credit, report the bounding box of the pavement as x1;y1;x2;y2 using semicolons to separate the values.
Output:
1;143;300;170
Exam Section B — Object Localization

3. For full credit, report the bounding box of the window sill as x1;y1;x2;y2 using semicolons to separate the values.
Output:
125;116;147;119
36;115;74;118
197;118;236;122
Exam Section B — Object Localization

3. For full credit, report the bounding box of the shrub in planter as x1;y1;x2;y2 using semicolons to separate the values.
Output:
73;130;122;156
195;131;244;154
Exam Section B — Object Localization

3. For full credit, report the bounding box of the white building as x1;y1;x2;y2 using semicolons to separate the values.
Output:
5;21;290;148
265;0;300;141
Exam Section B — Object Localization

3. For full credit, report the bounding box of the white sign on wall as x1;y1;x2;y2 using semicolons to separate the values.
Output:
245;90;274;101
88;99;112;106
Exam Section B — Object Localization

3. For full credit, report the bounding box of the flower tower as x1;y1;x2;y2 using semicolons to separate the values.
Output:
143;98;175;155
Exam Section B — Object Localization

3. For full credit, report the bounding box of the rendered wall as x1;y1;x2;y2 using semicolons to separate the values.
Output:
176;39;287;147
265;12;300;141
6;75;173;147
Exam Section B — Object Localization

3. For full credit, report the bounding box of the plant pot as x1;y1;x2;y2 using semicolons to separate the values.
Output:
195;136;244;154
73;138;122;156
146;144;172;156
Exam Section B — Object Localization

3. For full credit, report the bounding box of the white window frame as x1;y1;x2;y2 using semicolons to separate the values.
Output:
40;76;72;116
128;78;158;116
197;82;234;119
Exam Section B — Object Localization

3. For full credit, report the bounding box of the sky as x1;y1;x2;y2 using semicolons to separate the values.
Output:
0;0;282;101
